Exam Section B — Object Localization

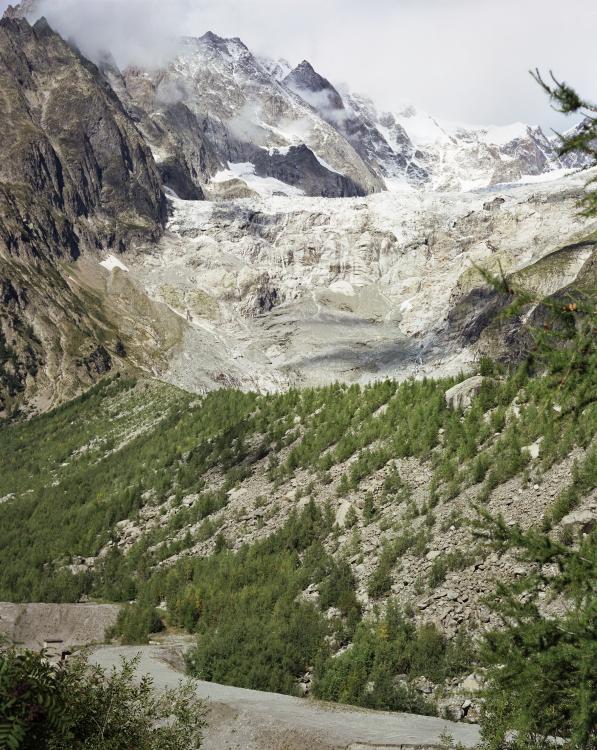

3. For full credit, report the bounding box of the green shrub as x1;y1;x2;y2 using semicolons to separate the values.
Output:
428;558;447;587
0;645;205;750
315;604;475;713
113;604;164;644
363;493;376;524
368;529;425;599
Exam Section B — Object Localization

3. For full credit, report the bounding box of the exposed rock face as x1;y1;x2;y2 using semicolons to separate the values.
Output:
341;94;429;185
284;60;346;112
559;506;596;536
0;16;167;414
251;145;365;198
445;377;487;410
0;17;166;260
559;118;595;169
282;61;429;186
115;33;384;199
2;0;37;18
101;62;220;200
276;59;592;191
445;236;597;363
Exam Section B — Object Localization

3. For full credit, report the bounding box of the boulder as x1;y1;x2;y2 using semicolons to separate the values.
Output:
460;673;484;693
445;376;488;410
335;500;353;527
413;676;435;694
522;437;543;460
560;507;596;536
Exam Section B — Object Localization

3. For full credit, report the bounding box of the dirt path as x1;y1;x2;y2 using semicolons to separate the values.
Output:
90;644;480;750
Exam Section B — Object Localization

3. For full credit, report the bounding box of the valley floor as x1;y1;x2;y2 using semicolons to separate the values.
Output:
91;641;480;750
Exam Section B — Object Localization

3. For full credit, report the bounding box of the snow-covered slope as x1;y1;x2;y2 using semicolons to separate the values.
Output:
338;98;581;192
264;56;589;192
393;108;569;190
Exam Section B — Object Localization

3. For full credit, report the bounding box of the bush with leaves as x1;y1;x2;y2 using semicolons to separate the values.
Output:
532;70;597;216
0;645;71;750
0;645;205;750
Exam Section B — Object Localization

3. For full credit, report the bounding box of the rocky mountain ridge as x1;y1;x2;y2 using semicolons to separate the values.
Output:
0;15;169;415
112;36;592;197
0;16;165;261
114;32;384;199
5;2;591;198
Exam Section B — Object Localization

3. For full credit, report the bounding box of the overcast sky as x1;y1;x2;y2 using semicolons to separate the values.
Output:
3;0;595;128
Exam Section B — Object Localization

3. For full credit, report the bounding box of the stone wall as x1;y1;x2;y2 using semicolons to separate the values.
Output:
0;602;121;650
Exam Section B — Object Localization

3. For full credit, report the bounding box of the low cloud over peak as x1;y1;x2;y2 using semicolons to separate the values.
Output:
3;0;595;128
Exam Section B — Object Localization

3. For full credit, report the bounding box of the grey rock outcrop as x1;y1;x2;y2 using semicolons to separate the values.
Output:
252;145;365;198
284;60;345;112
560;507;596;536
282;60;429;186
445;377;488;410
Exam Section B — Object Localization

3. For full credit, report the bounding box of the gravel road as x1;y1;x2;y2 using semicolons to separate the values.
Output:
91;643;480;750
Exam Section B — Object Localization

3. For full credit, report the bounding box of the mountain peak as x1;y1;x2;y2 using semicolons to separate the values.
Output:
284;60;345;111
200;30;223;43
198;30;249;52
2;0;39;20
295;59;317;75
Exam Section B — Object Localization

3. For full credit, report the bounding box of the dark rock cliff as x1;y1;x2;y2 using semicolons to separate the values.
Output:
0;16;168;415
0;16;166;261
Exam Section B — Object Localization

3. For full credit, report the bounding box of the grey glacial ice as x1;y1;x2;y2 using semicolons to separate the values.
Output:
122;168;595;393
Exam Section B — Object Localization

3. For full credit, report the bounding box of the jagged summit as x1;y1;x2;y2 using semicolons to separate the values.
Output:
284;60;345;111
119;28;384;198
201;30;226;44
2;3;590;196
2;0;41;20
197;30;250;54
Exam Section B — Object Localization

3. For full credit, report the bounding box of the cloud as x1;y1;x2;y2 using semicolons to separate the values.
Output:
5;0;596;128
287;87;352;126
155;78;189;106
227;101;271;145
184;0;596;129
28;0;194;69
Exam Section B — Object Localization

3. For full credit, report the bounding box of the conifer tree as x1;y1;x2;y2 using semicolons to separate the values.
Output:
477;77;597;750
